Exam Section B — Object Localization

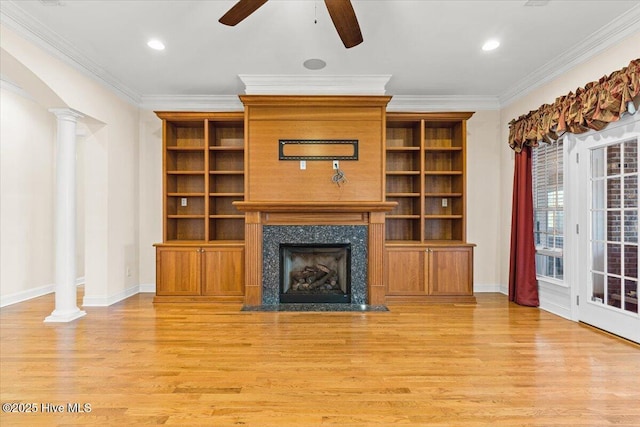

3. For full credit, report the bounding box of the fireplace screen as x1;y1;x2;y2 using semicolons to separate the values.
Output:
279;244;351;303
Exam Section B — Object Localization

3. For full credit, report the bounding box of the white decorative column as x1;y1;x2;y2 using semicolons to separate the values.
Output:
45;108;86;322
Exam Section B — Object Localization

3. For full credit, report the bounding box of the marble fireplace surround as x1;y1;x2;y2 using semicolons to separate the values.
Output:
263;225;366;305
234;202;395;308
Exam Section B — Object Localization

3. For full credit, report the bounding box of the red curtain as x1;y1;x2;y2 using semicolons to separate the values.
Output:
509;145;539;306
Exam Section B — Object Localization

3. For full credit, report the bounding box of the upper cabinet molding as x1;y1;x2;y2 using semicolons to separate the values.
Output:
239;75;392;95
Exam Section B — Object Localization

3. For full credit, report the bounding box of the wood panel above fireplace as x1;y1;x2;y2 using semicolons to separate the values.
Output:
240;95;391;203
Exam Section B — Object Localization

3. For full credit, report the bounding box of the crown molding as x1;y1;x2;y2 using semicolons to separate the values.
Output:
139;95;243;112
0;75;34;101
0;0;141;106
388;95;500;112
239;74;392;95
139;93;499;112
499;4;640;107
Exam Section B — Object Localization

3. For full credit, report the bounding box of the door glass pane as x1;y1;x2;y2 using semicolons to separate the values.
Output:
624;139;637;173
592;273;605;303
608;211;621;242
624;175;638;208
592;241;605;272
607;243;622;275
624;210;638;243
607;276;622;308
607;178;621;209
624;245;638;278
590;139;639;317
592;179;605;209
592;147;605;178
607;145;622;176
624;279;638;314
592;211;605;241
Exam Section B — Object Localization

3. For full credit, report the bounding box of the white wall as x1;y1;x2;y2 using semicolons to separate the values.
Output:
1;23;140;307
137;110;163;289
498;32;640;316
466;110;503;292
0;83;87;308
0;85;56;305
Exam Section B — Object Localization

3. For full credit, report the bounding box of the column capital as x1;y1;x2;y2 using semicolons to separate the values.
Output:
49;108;84;122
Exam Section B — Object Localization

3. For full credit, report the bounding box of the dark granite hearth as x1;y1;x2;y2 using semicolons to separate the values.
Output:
241;303;389;312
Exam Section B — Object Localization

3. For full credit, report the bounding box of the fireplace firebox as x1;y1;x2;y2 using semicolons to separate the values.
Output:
280;244;351;303
262;225;368;306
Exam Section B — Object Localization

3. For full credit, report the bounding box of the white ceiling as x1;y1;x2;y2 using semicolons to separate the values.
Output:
2;0;640;108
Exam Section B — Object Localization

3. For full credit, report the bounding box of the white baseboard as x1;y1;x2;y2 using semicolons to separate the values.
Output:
538;280;572;320
539;300;573;320
1;278;85;308
138;283;156;293
82;284;140;307
1;283;55;308
474;283;507;294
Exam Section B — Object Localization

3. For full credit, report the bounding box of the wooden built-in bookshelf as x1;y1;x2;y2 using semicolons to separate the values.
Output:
384;112;475;302
155;112;245;301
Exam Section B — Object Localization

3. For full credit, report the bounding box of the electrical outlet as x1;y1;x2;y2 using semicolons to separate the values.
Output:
300;160;306;170
441;198;448;207
333;160;339;170
126;267;132;277
181;198;188;207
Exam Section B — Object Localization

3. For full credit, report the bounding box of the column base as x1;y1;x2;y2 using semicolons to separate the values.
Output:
44;308;87;323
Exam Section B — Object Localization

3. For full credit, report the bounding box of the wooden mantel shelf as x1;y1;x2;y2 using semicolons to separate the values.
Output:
233;201;397;213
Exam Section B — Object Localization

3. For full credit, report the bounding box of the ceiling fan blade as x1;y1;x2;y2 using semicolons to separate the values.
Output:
324;0;363;48
219;0;268;26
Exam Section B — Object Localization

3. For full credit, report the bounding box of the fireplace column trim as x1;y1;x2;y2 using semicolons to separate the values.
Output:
244;211;263;306
368;212;386;305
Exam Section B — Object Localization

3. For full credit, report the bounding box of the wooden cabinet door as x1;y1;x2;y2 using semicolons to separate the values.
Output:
202;247;245;296
385;247;427;296
428;246;473;296
156;247;201;296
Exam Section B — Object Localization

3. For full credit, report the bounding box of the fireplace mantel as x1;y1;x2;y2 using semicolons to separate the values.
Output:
234;201;396;213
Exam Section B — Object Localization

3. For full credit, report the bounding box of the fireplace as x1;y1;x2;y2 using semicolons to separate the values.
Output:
234;201;396;308
262;225;368;305
280;244;351;303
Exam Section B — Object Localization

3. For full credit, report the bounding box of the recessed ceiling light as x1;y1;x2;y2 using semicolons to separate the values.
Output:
147;39;165;51
482;39;500;51
303;58;327;70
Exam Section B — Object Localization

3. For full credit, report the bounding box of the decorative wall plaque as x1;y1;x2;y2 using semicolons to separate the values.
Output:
279;140;359;160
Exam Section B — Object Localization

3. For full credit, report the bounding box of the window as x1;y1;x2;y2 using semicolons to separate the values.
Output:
532;138;564;280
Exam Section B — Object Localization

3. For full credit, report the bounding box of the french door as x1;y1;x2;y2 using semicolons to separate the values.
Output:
577;114;639;343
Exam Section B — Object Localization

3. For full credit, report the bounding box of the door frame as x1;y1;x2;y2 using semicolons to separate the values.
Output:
569;112;640;343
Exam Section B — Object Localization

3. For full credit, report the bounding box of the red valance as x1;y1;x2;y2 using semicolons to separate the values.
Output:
509;58;640;152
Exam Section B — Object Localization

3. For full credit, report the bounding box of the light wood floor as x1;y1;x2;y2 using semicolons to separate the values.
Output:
1;292;638;427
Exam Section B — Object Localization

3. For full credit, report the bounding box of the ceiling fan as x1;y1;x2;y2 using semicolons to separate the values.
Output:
219;0;363;48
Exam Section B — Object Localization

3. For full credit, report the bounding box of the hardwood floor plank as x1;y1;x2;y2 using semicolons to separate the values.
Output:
1;292;638;426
